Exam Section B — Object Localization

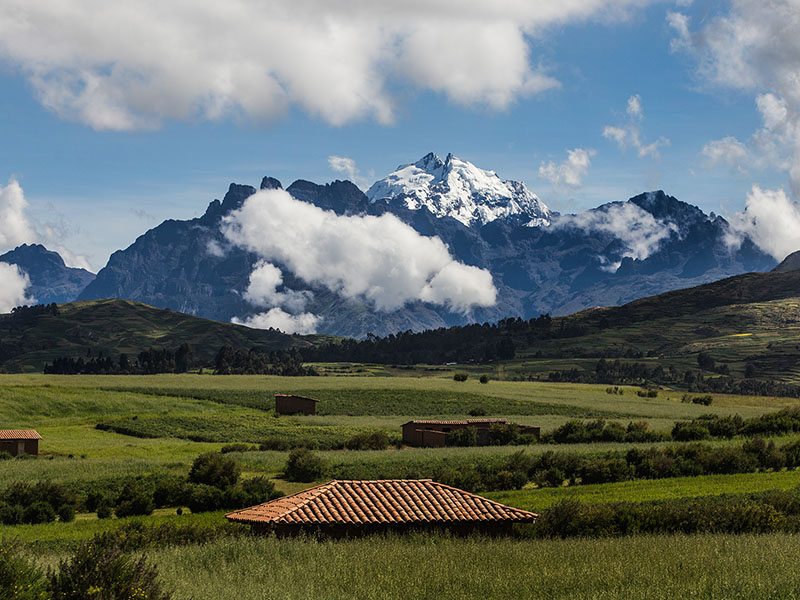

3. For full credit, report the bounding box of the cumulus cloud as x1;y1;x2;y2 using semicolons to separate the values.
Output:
556;202;678;266
0;179;90;269
539;148;596;188
0;262;34;313
673;0;800;195
0;180;36;250
0;0;657;130
232;308;320;335
328;156;370;190
243;260;312;314
222;188;497;313
702;136;749;173
603;94;670;158
726;186;800;261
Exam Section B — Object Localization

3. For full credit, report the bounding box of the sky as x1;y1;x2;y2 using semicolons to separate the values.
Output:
1;0;799;275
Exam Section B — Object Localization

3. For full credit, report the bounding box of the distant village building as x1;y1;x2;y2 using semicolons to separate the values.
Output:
227;479;537;536
274;393;319;415
401;419;541;447
0;430;42;456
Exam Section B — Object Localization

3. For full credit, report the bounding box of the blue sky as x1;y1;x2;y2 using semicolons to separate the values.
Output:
0;0;798;271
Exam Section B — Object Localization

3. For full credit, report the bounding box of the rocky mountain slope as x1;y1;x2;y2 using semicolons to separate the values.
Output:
76;154;777;337
0;244;95;304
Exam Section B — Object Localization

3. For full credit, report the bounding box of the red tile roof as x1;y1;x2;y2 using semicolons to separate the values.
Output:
403;419;509;426
226;479;537;526
0;429;42;440
274;393;319;402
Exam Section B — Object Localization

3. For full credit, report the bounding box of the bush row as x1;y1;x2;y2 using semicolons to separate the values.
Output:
545;419;668;444
673;407;800;441
529;488;800;539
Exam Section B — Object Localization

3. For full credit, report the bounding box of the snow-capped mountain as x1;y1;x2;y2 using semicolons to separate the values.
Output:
366;152;552;228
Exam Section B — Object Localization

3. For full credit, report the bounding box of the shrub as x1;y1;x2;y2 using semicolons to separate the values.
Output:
284;448;327;482
692;395;713;406
224;476;283;509
479;375;489;384
0;451;12;461
488;423;520;446
0;543;49;600
189;452;241;489
96;505;112;519
453;372;468;382
153;475;187;508
671;421;711;442
0;502;23;525
49;539;171;600
115;479;155;518
259;437;291;451
185;484;225;513
446;427;478;447
22;501;56;524
468;407;486;417
57;504;76;523
345;431;390;451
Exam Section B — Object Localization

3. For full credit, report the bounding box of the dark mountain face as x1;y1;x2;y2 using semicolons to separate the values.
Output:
78;180;776;338
0;244;95;304
773;250;800;272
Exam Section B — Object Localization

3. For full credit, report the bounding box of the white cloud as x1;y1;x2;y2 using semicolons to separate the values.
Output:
666;11;691;52
243;260;312;313
603;94;669;158
674;0;800;196
539;148;596;188
556;201;678;263
222;188;497;313
0;0;657;131
702;136;749;173
0;180;36;250
0;179;90;270
232;308;320;335
0;263;34;312
328;155;370;190
727;185;800;261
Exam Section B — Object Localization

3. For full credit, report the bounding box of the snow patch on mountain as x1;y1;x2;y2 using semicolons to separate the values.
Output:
366;152;551;227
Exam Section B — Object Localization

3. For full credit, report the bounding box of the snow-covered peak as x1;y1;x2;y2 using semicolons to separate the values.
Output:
366;153;551;228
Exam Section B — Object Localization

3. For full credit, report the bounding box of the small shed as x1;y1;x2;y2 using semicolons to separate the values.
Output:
275;393;319;415
401;419;540;447
227;479;537;536
0;430;42;456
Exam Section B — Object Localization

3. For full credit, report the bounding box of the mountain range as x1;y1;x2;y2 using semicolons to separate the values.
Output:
0;153;780;337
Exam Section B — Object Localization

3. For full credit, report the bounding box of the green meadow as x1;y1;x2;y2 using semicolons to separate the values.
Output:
4;372;800;598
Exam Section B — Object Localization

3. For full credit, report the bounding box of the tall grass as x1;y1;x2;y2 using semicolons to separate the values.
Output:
152;532;800;600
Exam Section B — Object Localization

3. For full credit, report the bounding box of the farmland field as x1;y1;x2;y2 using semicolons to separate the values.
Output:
3;372;800;598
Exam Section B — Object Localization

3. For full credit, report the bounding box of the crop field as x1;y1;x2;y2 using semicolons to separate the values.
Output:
3;372;800;598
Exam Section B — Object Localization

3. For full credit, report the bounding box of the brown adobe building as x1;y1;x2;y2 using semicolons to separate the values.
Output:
402;419;540;447
0;429;42;456
226;479;537;537
274;393;319;415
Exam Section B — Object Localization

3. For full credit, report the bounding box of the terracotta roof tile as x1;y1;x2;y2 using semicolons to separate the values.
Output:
403;419;509;426
226;479;537;526
0;429;41;440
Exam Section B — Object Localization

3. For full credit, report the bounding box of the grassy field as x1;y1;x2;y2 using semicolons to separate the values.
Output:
5;372;800;597
149;532;800;600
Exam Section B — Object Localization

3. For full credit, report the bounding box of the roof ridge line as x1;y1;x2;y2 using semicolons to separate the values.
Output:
428;480;538;517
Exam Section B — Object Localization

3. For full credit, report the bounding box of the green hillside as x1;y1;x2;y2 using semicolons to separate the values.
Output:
0;299;332;372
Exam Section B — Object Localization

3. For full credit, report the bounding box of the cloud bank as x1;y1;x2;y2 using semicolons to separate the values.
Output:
556;202;678;267
538;148;596;188
0;0;655;130
328;156;370;190
0;262;34;313
603;94;669;158
232;308;320;335
222;189;497;314
727;186;800;262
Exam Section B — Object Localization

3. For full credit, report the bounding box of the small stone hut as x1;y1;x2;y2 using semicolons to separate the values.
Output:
0;429;42;456
274;393;319;415
226;479;537;536
402;419;540;447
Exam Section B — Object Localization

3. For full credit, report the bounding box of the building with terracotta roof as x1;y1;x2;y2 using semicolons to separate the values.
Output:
0;429;42;456
274;393;319;415
227;479;537;536
401;419;540;447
